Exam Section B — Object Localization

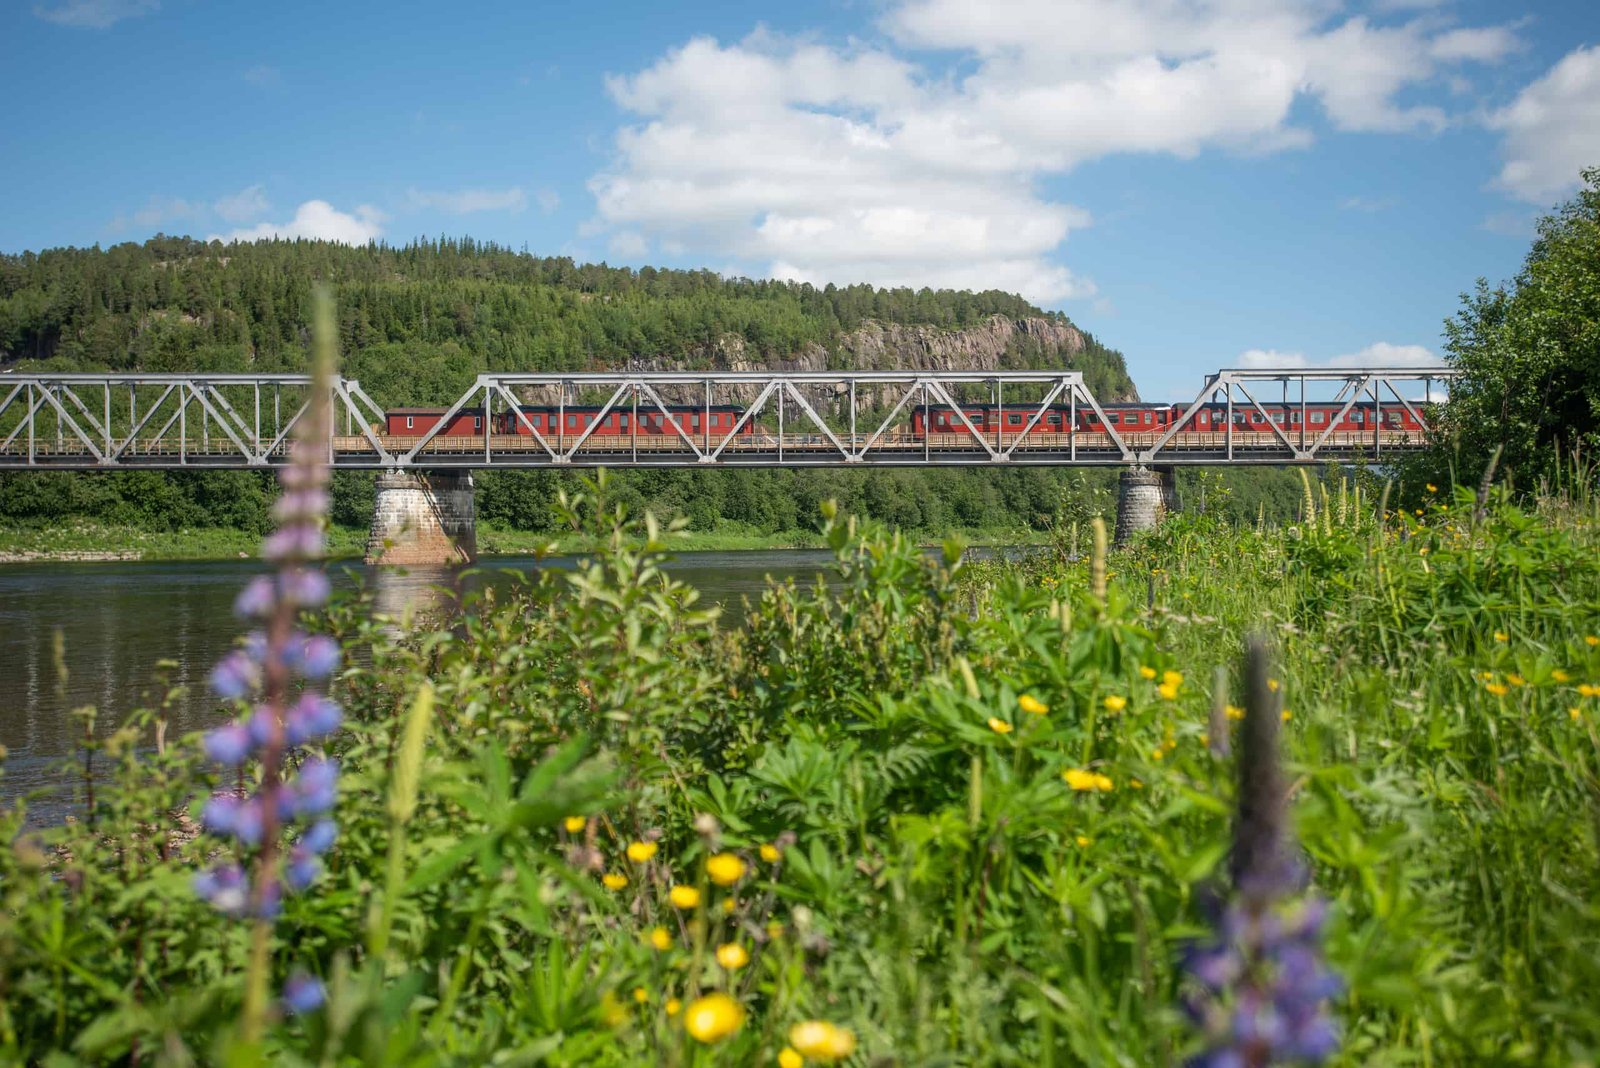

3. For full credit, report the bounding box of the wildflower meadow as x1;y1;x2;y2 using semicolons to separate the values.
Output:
3;302;1599;1065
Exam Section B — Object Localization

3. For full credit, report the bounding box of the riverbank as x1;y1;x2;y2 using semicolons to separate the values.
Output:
0;520;1047;562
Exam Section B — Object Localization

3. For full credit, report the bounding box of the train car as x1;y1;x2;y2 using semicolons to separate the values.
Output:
1169;402;1426;434
384;407;486;437
911;403;1175;436
498;404;752;438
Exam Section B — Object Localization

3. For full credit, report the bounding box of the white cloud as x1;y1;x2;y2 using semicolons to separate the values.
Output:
534;187;561;214
1236;342;1441;370
609;231;648;259
34;0;155;28
1339;195;1397;212
213;184;269;223
593;5;1521;304
211;200;384;245
1488;45;1600;204
126;195;201;229
405;187;527;214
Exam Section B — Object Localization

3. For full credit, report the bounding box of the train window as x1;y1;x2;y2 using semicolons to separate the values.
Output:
1387;413;1401;426
567;415;578;429
474;416;482;430
1271;413;1284;425
405;416;413;430
1048;413;1062;425
1008;414;1023;426
1311;412;1325;425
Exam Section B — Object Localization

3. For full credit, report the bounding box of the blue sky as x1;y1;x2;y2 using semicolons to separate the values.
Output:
2;0;1597;399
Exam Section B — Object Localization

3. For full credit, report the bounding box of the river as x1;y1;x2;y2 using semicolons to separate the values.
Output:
0;549;839;800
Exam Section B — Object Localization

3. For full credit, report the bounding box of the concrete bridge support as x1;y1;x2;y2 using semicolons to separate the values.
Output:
1115;466;1177;545
365;470;477;566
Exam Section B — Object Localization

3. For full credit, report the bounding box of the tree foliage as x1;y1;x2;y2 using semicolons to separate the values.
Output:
1436;168;1600;486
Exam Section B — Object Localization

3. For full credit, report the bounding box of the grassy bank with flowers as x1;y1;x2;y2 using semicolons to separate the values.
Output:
2;462;1599;1065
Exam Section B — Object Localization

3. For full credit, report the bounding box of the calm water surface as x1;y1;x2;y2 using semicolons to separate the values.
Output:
0;549;837;799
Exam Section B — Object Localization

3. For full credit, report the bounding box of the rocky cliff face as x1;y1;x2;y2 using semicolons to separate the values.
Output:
600;314;1135;406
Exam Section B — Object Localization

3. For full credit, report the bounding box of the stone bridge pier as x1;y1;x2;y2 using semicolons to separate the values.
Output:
1114;466;1177;545
366;470;477;566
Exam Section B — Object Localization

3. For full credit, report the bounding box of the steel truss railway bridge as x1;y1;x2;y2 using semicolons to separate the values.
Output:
0;366;1457;563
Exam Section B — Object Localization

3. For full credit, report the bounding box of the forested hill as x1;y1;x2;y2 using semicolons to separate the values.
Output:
0;237;1136;404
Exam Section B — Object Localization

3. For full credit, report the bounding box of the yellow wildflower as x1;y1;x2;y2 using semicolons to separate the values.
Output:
779;1048;804;1068
1586;635;1599;647
627;841;659;863
602;872;628;891
1426;483;1437;492
1139;665;1158;680
715;943;749;970
1152;748;1165;760
1493;631;1509;643
722;897;737;914
1267;678;1280;692
789;1021;857;1061
648;927;672;951
1019;694;1050;715
1552;669;1571;683
1093;773;1114;791
1075;835;1091;847
1161;670;1183;688
599;991;627;1028
1478;670;1494;681
1579;683;1600;699
1157;681;1180;700
759;842;782;863
1281;709;1292;722
669;885;702;910
987;717;1014;734
1130;778;1144;790
633;986;649;1004
683;993;745;1044
1063;768;1099;791
1225;704;1245;721
1104;694;1127;713
1571;707;1583;721
707;853;747;886
563;815;586;833
1485;682;1509;696
666;997;682;1016
1506;673;1525;687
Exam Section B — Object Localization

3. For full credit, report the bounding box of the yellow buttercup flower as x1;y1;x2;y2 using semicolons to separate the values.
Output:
1161;670;1183;688
627;841;659;863
1493;631;1509;643
563;815;586;833
1130;778;1144;789
1093;772;1113;791
1152;748;1165;760
722;897;737;914
602;872;628;891
648;926;672;951
715;943;749;970
683;993;745;1043
1579;683;1600;698
707;853;748;886
666;997;682;1016
1571;707;1583;721
1426;483;1437;493
1280;709;1292;722
1586;635;1599;647
1063;768;1098;791
1139;665;1158;680
633;986;649;1004
759;842;782;863
1485;682;1509;696
1104;694;1127;712
669;885;702;909
1553;669;1572;683
1019;694;1049;715
1266;678;1280;692
779;1048;804;1068
1506;673;1525;686
1225;704;1245;721
1157;681;1180;700
987;717;1014;734
1075;835;1091;847
789;1021;857;1061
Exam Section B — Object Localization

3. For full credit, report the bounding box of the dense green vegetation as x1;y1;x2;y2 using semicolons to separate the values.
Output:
4;473;1599;1064
1428;167;1600;488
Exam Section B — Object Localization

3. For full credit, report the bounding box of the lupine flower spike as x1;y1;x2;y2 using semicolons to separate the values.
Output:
194;286;342;1040
1183;636;1341;1066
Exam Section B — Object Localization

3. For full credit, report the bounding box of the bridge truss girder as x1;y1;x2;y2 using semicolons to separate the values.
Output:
0;367;1460;470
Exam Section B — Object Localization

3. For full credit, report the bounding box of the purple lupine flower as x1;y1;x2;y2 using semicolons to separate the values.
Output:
281;568;331;609
194;862;249;917
210;650;259;701
234;576;277;620
284;634;341;680
1184;637;1340;1067
286;693;342;745
283;972;326;1014
203;723;254;766
301;819;337;855
197;288;341;1024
